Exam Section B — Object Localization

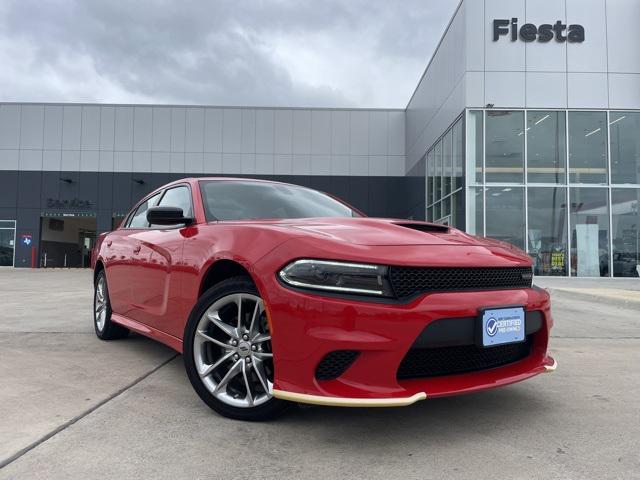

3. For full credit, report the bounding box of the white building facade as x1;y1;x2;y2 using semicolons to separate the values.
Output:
407;0;640;277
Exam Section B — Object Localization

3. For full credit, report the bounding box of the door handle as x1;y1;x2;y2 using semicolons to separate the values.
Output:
133;245;141;254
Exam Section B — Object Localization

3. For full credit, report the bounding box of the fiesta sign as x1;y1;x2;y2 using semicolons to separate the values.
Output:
493;18;585;43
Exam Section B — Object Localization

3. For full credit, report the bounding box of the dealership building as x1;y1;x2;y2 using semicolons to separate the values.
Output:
1;0;639;277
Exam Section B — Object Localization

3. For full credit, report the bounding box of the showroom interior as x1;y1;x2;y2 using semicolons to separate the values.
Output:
0;0;639;277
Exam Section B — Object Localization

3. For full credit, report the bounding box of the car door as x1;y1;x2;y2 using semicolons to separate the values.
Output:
127;184;194;334
105;191;162;315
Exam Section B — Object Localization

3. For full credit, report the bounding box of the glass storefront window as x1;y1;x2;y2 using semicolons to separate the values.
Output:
451;191;465;231
611;189;640;277
527;188;568;276
527;111;566;184
467;187;484;235
569;112;608;184
434;141;442;201
486;111;524;183
433;201;441;221
441;196;451;221
486;187;525;249
443;130;452;197
427;150;434;205
570;188;610;277
468;111;483;184
610;112;640;185
0;221;16;267
453;118;464;191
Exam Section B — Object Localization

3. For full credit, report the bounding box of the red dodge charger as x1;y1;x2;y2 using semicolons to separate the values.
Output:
92;177;556;420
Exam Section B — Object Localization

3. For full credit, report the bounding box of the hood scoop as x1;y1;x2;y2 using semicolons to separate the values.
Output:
393;222;449;233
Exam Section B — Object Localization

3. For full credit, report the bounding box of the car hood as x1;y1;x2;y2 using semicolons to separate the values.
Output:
263;217;485;247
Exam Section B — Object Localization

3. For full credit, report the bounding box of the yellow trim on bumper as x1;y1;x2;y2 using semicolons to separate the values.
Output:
272;389;427;407
544;358;558;372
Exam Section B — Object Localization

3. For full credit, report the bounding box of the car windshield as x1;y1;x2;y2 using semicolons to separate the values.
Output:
199;180;360;221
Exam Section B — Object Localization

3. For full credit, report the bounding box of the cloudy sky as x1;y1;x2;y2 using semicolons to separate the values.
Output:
0;0;458;108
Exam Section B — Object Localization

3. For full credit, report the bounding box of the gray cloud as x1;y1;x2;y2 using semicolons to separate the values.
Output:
0;0;458;108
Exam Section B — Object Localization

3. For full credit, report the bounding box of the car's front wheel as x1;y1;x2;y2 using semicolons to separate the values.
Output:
183;276;291;421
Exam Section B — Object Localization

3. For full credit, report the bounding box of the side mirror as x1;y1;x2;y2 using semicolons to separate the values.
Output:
146;206;193;226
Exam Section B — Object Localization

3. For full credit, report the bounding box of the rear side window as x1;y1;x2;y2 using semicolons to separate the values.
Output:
127;192;162;228
157;186;192;217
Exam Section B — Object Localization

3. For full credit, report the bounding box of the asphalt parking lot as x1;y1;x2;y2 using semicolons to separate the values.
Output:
1;270;639;479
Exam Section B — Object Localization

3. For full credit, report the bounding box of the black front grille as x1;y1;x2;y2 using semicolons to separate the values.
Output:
389;266;533;299
397;337;533;380
315;350;360;381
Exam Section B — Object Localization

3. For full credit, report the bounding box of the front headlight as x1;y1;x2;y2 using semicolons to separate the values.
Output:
279;259;394;297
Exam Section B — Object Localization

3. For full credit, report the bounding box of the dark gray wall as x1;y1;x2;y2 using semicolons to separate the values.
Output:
0;171;421;267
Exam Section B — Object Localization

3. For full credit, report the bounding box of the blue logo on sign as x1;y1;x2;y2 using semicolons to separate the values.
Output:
486;317;498;337
21;235;32;246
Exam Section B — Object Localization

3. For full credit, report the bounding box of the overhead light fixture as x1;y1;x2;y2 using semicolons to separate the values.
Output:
609;115;626;126
534;114;550;125
502;188;512;192
585;127;601;138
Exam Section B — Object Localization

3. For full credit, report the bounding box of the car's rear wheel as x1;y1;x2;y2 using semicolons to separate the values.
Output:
93;270;129;340
183;276;291;421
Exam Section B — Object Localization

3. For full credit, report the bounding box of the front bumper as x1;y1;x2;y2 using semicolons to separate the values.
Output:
260;271;554;406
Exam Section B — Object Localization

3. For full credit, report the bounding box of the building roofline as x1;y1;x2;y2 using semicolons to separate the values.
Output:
405;0;465;109
0;101;404;112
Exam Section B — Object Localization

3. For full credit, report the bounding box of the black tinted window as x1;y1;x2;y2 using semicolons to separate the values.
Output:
200;181;358;221
128;192;161;228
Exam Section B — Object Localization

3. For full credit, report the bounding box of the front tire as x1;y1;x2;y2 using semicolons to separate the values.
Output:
93;270;129;340
183;276;291;421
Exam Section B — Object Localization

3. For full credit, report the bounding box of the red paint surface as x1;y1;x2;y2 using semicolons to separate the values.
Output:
94;178;554;401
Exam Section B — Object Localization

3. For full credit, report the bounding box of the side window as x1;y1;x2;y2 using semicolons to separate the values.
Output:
127;192;162;228
157;186;193;217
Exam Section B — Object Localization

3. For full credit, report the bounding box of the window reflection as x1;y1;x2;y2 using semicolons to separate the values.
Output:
486;111;524;183
486;187;525;249
611;189;640;277
527;111;566;184
610;112;640;185
569;112;608;184
570;188;610;277
528;188;568;276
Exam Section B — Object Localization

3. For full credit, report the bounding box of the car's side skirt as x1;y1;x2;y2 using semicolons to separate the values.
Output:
111;313;183;353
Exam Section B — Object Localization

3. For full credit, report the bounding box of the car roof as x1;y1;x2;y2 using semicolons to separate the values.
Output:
164;177;299;189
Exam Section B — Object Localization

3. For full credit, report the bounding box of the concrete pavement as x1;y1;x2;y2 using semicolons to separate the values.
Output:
1;270;639;479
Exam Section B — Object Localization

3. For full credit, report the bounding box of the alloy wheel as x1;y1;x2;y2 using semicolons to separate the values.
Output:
193;293;274;408
95;276;107;331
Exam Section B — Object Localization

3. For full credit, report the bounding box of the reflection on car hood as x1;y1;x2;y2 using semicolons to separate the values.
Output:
266;217;485;247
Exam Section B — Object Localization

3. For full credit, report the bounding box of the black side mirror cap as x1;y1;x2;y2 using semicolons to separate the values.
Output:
146;206;193;226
